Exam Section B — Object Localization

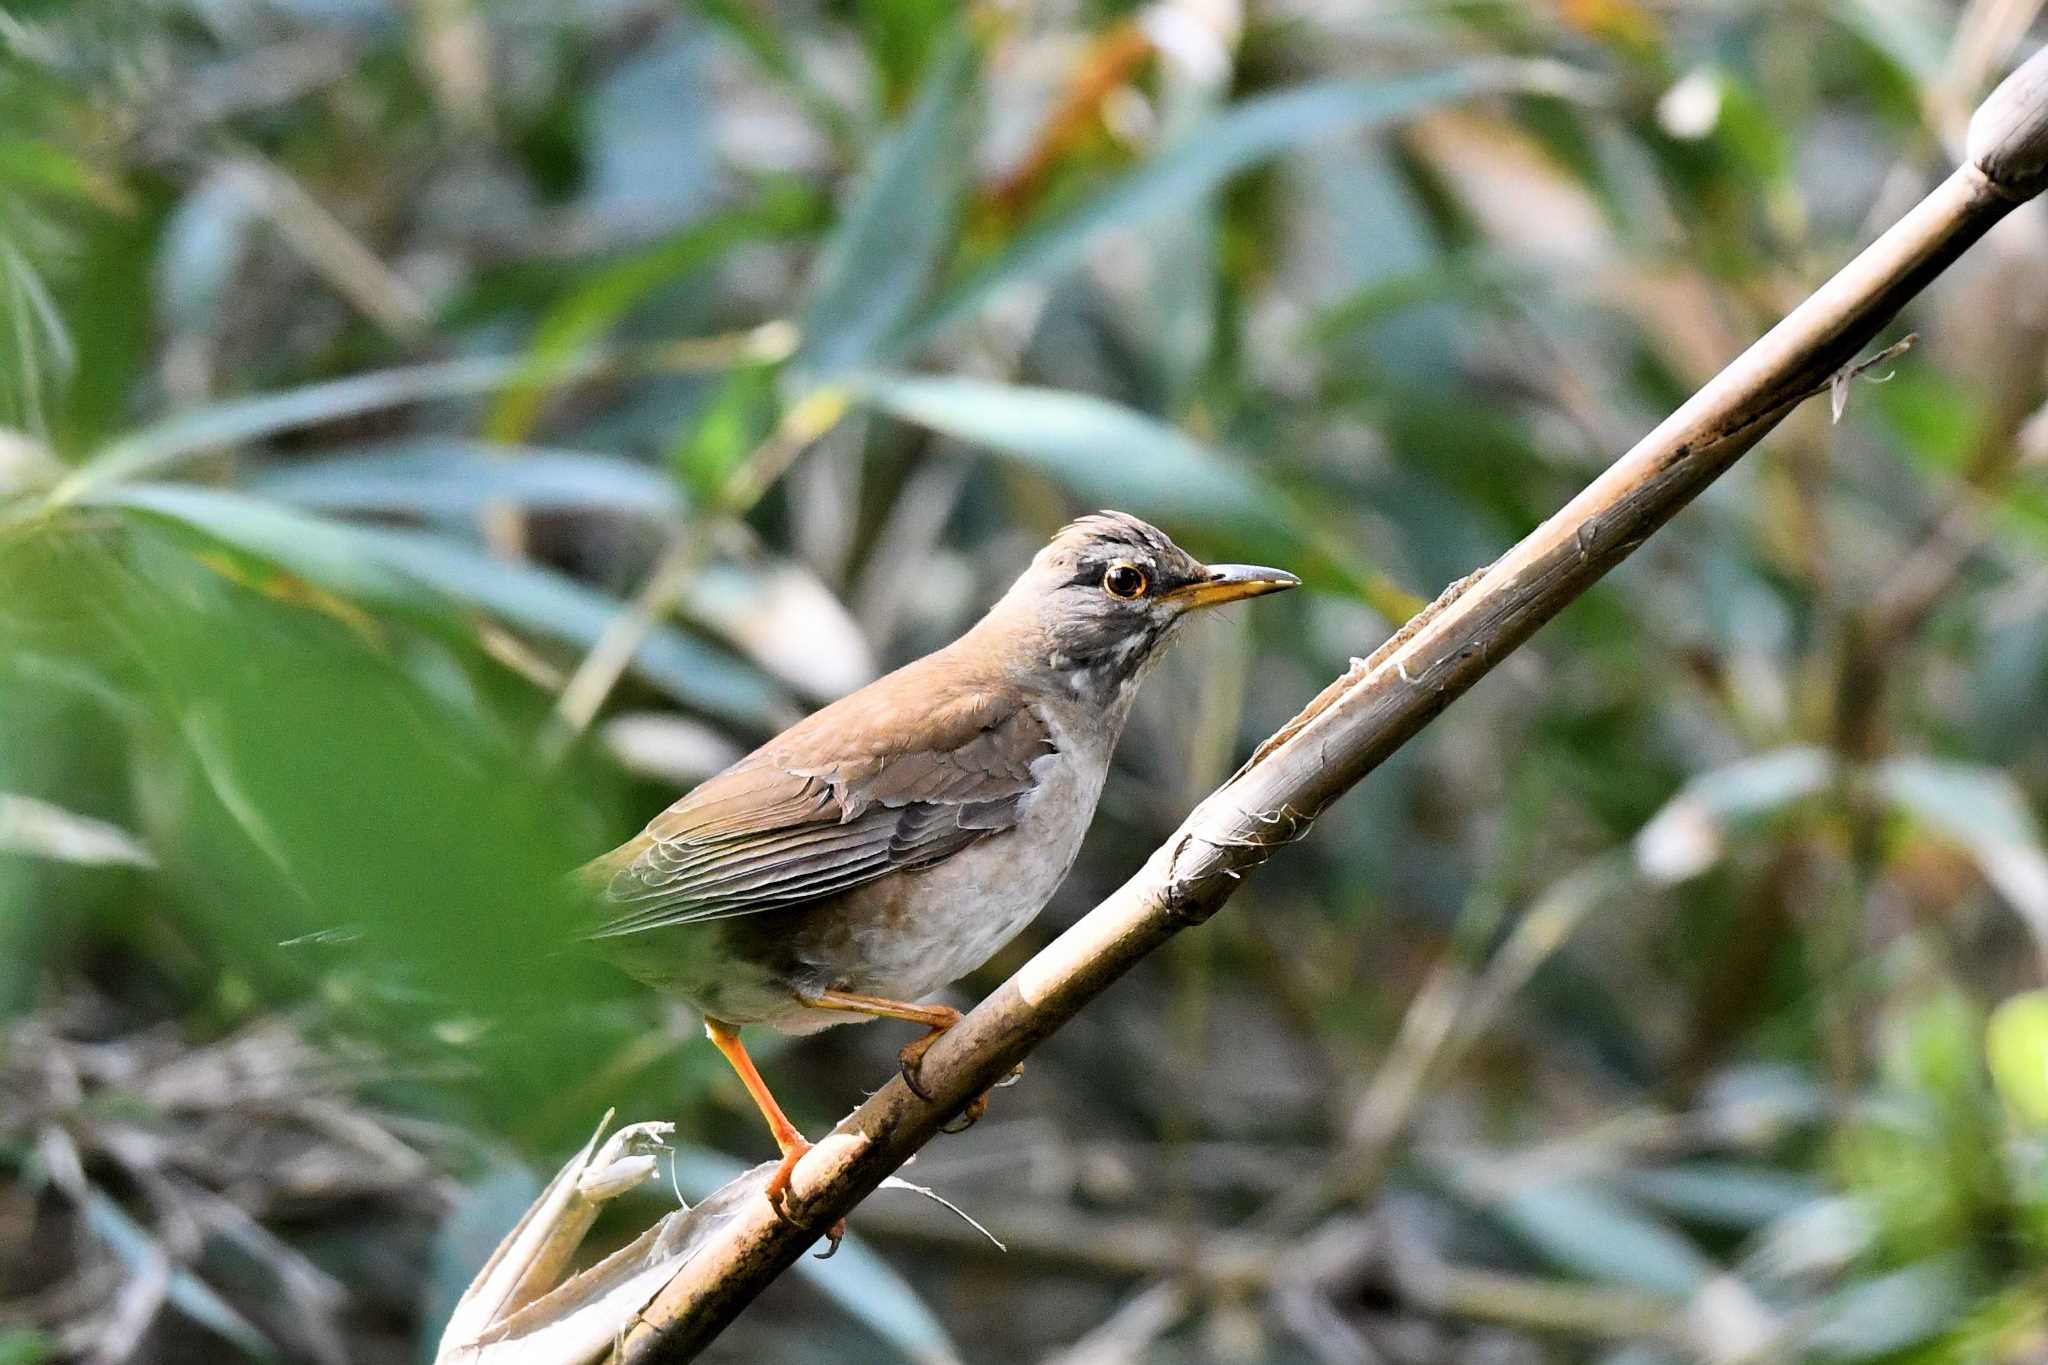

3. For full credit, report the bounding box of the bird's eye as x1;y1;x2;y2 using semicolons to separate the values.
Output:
1102;562;1148;600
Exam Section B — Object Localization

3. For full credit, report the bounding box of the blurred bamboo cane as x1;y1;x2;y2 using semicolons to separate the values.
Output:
606;44;2048;1364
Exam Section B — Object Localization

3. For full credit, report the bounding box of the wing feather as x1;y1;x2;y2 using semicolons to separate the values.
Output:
585;695;1056;937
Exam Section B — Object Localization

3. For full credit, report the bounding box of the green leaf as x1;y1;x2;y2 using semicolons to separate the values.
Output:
0;790;154;868
0;1329;55;1365
253;441;684;521
794;27;977;383
850;372;1285;527
1879;757;2048;951
1987;990;2048;1128
1830;0;1949;85
86;485;790;729
0;134;118;207
1296;142;1473;385
51;209;155;455
1491;1180;1716;1298
900;65;1511;351
1803;1255;1971;1360
486;189;821;442
80;1187;277;1359
688;0;855;145
64;354;538;497
1310;252;1532;350
346;533;787;727
1;241;75;439
1619;1163;1824;1231
578;27;716;231
855;0;955;101
156;174;260;338
671;364;779;502
60;331;790;500
1633;746;1834;883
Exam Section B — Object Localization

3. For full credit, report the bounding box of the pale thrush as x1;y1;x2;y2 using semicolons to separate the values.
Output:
579;512;1297;1227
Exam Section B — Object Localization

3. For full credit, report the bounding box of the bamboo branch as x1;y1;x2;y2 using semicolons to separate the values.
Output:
613;46;2048;1363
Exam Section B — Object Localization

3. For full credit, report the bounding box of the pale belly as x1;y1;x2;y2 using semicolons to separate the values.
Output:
803;754;1102;1004
611;710;1110;1032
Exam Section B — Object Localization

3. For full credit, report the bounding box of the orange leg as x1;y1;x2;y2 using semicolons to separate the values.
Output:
704;1019;843;1253
796;990;1021;1131
705;1017;807;1155
797;990;962;1101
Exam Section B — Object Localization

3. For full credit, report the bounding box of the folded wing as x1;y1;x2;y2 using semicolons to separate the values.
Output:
586;700;1054;937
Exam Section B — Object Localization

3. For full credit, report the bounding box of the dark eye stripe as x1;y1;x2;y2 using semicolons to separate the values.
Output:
1064;562;1208;595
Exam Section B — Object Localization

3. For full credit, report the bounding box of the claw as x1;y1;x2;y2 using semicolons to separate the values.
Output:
939;1061;1027;1133
767;1140;846;1253
896;1029;943;1102
940;1092;988;1134
764;1139;812;1224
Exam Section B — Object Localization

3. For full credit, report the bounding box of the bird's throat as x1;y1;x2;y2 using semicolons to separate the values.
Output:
1047;619;1175;712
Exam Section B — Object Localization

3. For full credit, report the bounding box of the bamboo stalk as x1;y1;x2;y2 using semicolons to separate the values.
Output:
613;45;2048;1364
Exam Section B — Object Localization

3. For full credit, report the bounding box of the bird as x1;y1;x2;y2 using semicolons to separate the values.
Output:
576;511;1297;1233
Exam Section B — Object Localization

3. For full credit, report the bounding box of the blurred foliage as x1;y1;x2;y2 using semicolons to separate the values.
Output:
4;0;2048;1361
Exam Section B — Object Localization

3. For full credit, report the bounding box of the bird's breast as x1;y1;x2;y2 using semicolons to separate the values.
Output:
794;704;1110;1005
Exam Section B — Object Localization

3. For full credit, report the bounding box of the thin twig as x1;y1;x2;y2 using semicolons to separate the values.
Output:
219;152;433;340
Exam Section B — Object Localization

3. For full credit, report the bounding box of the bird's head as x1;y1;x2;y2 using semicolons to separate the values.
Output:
977;511;1299;708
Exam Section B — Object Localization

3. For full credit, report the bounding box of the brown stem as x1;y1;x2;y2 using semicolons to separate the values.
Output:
612;46;2048;1364
987;20;1156;219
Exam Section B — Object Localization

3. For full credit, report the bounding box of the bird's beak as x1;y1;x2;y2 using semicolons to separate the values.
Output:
1166;563;1302;609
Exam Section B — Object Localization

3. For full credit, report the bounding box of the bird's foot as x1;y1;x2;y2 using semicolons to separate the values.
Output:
813;1220;847;1259
894;1008;963;1102
763;1138;846;1257
895;1017;1025;1131
938;1062;1026;1134
939;1093;986;1135
764;1137;812;1220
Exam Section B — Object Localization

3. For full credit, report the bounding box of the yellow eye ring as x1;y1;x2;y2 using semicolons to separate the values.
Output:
1102;562;1148;599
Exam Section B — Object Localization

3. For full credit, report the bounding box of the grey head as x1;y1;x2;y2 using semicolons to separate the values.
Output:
969;511;1299;710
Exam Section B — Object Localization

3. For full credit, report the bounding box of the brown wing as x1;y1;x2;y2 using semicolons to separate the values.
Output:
585;684;1055;938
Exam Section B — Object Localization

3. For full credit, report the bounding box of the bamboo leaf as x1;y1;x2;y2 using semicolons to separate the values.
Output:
254;442;684;521
0;791;154;868
486;190;821;442
67;356;533;496
793;28;977;383
86;485;790;729
1618;1163;1824;1232
80;1188;277;1359
1879;756;2048;953
578;28;716;233
899;65;1514;350
1634;747;1834;884
850;372;1285;527
58;327;792;500
1803;1256;1971;1359
1491;1181;1716;1298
